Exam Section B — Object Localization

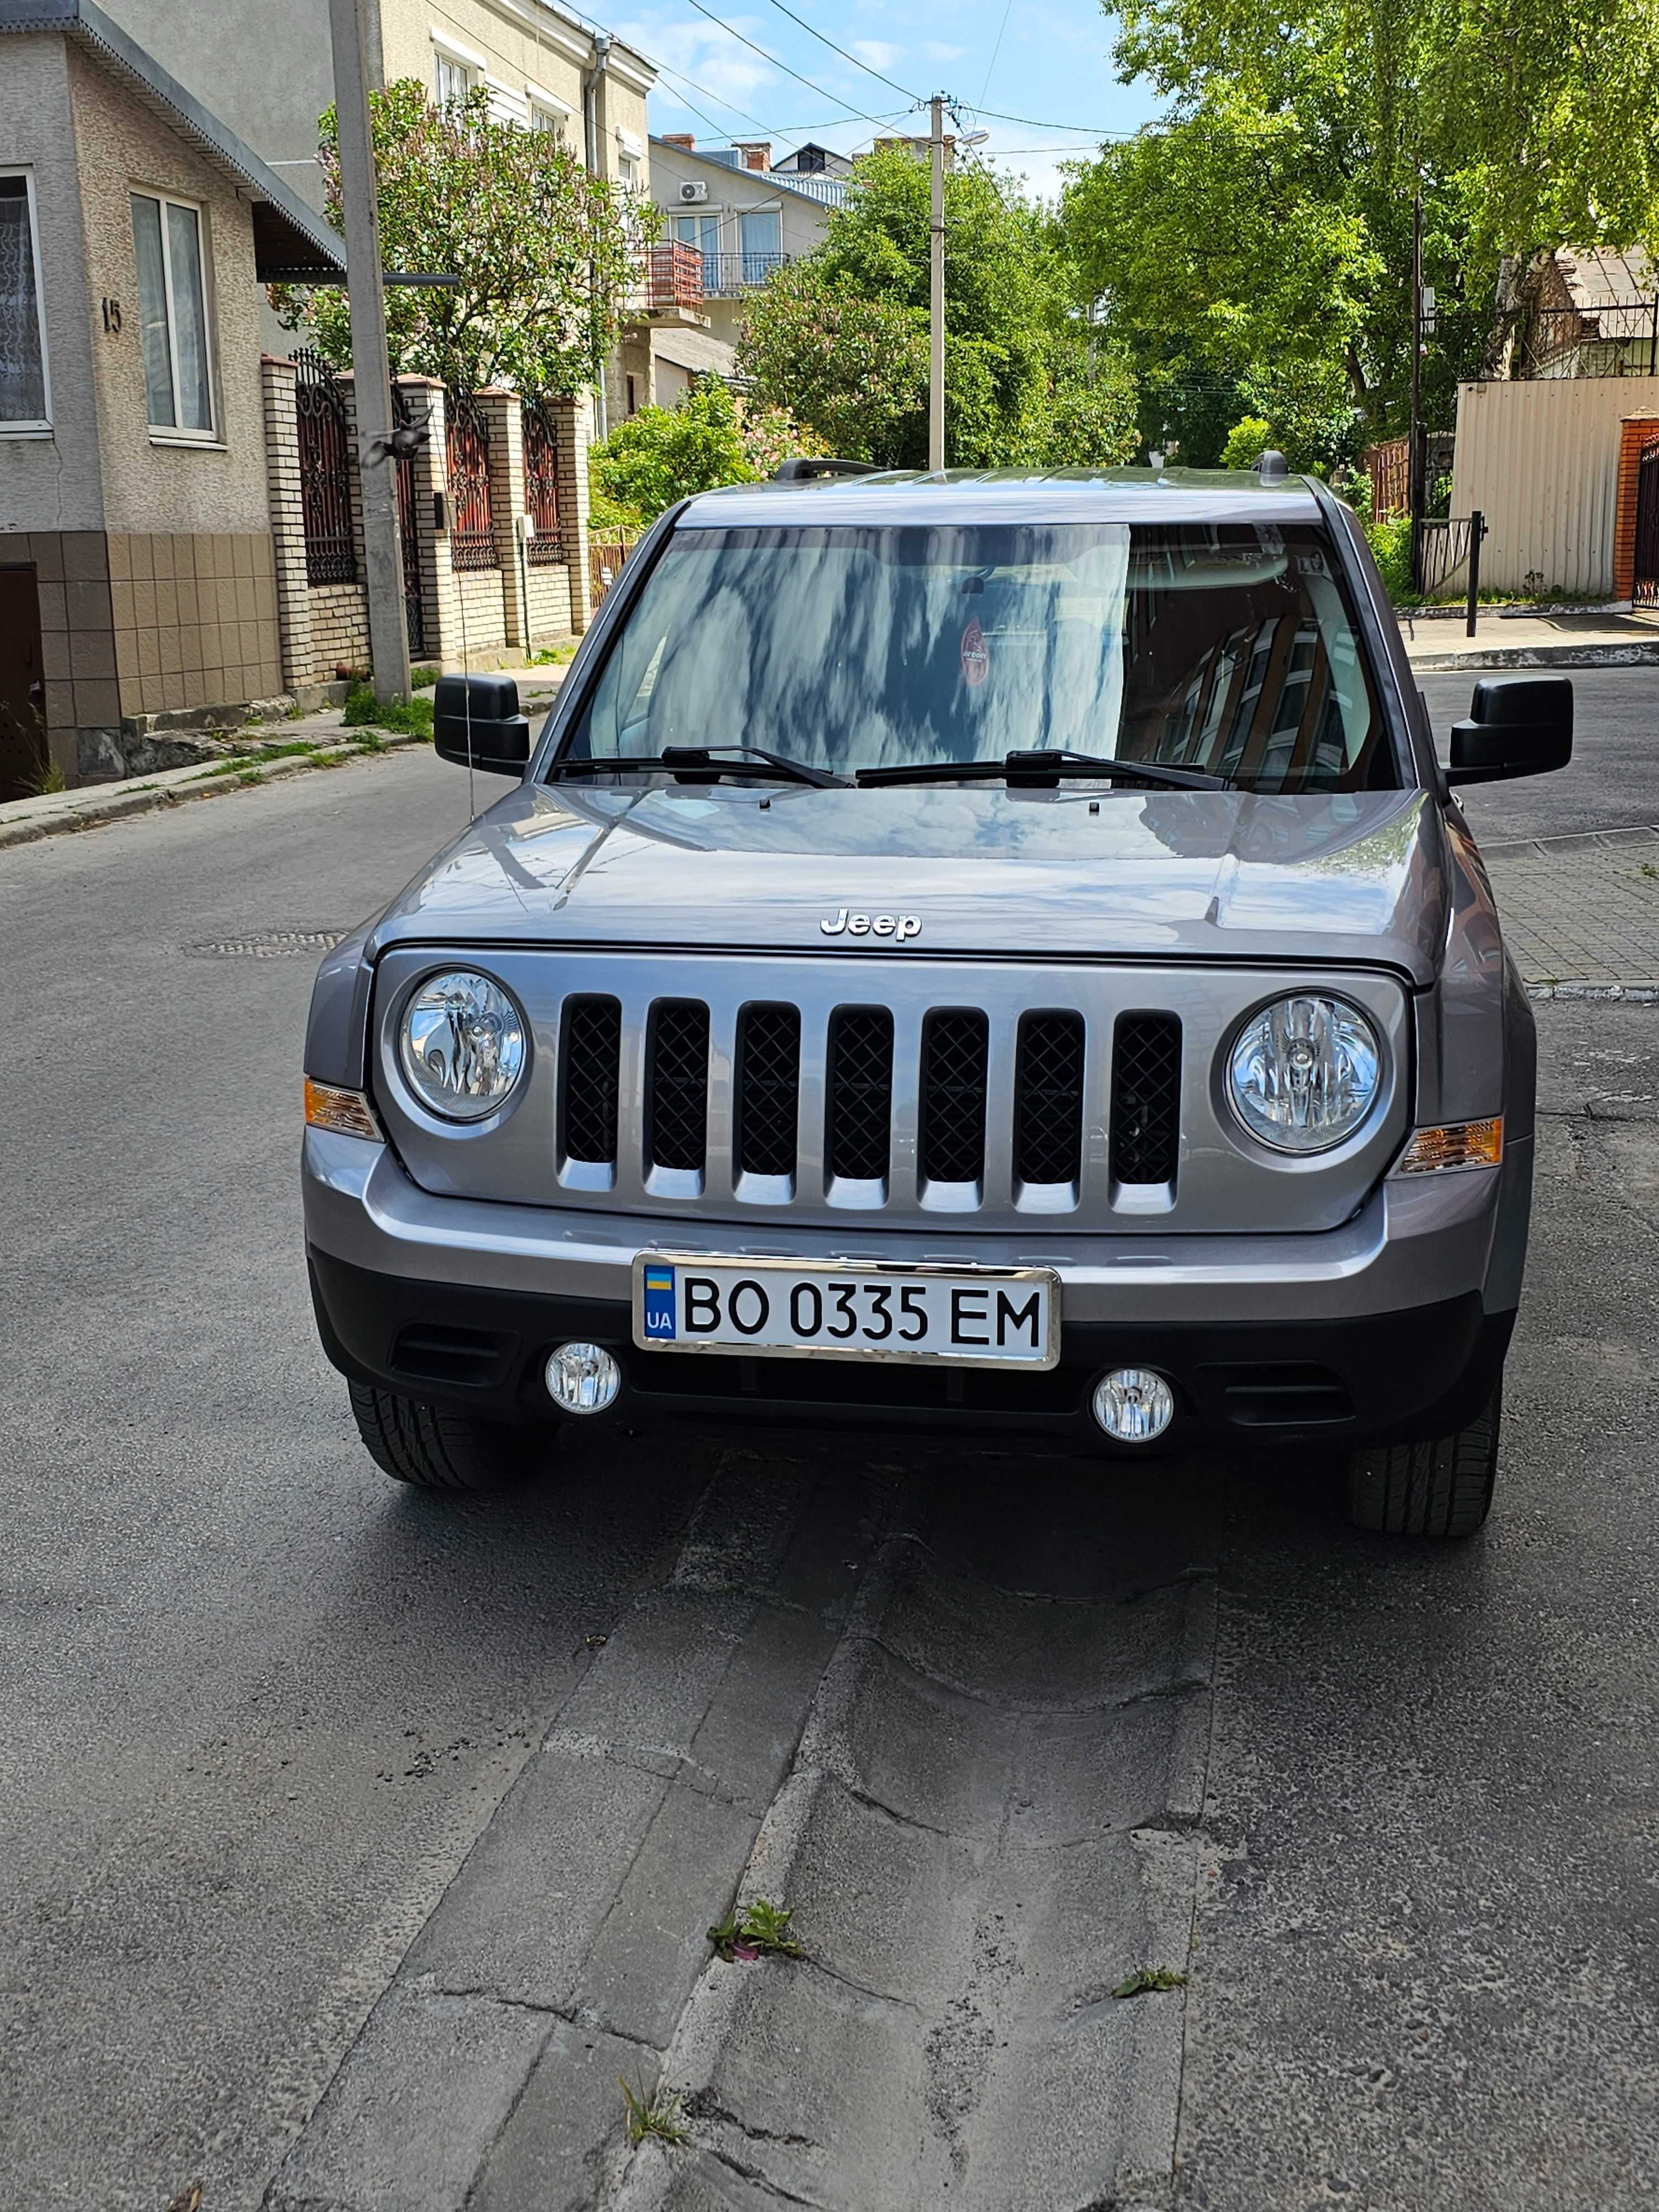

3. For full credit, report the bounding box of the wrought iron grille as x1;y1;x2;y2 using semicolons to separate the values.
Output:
1517;302;1659;379
735;1005;801;1178
521;398;564;566
390;383;426;657
445;392;498;571
919;1010;990;1186
291;349;356;586
560;996;622;1163
1635;439;1659;609
1013;1012;1085;1186
646;1000;710;1172
1110;1013;1182;1186
826;1009;893;1182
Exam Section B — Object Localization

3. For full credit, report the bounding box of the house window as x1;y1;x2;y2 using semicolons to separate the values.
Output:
626;373;637;415
618;152;639;191
435;50;477;103
0;171;49;430
530;103;565;138
131;191;213;437
739;208;781;283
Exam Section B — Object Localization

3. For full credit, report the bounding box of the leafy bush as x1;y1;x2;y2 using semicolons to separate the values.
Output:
588;377;823;524
1220;415;1274;468
1364;515;1413;602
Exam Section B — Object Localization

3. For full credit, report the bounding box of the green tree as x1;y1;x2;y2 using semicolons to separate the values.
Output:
738;147;1135;468
1219;416;1273;469
272;79;654;393
1061;0;1659;449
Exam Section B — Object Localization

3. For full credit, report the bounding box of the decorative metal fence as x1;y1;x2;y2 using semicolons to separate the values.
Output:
1517;302;1659;379
699;250;790;296
521;398;564;566
445;392;498;570
291;349;356;586
1413;515;1479;598
589;532;638;610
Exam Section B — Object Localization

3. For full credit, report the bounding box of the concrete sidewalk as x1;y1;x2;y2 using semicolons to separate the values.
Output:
1401;609;1659;671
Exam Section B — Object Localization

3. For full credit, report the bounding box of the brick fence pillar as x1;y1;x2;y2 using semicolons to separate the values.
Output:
260;355;314;689
476;387;528;649
1612;413;1659;606
548;391;594;632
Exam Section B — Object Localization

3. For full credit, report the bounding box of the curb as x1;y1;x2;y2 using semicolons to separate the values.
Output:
1408;642;1659;672
1527;982;1659;1002
0;731;427;852
1484;825;1659;859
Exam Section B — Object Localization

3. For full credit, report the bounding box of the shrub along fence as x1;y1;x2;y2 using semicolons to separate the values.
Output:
262;358;598;693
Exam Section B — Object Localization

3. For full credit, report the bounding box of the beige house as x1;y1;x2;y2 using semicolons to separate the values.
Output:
0;0;345;799
649;136;844;355
105;0;679;425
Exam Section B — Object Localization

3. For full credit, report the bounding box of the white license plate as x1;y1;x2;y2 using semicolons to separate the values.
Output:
632;1255;1060;1369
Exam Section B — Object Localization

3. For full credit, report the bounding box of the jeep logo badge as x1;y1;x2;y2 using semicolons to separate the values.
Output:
821;910;921;941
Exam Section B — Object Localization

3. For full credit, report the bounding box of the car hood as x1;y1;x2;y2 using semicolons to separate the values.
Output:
368;781;1449;984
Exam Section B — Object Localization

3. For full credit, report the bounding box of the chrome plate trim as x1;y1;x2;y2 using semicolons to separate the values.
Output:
630;1250;1061;1370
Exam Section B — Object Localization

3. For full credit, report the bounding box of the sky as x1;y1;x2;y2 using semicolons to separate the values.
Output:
607;0;1163;203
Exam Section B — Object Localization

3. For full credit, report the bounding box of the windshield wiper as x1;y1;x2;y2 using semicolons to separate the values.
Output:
856;748;1225;792
543;745;848;789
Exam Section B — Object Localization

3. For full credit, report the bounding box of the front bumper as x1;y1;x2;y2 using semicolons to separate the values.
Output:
304;1129;1527;1452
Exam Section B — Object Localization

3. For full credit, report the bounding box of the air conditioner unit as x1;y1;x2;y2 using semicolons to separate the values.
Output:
678;180;708;204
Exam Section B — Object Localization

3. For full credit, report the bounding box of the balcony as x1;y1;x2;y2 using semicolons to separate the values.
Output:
700;251;792;297
646;241;705;312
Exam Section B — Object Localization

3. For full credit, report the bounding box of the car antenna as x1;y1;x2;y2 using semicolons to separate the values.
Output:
1257;449;1288;484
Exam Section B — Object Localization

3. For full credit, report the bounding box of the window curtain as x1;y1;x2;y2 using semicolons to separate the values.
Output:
0;186;45;422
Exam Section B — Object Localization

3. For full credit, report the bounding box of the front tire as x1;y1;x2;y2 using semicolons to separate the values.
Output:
1346;1383;1501;1537
347;1381;546;1491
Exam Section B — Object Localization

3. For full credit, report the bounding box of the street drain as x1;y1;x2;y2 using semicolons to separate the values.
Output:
185;930;347;958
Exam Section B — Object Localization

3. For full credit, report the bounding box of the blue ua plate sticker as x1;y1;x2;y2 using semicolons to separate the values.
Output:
642;1264;677;1340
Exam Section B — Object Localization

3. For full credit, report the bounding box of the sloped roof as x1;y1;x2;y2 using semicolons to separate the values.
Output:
0;0;345;279
652;328;738;379
1556;246;1654;312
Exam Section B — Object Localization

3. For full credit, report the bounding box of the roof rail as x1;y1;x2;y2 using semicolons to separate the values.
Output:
773;456;880;481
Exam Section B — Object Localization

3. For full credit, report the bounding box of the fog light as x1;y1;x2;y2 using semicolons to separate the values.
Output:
545;1342;621;1415
1091;1366;1175;1443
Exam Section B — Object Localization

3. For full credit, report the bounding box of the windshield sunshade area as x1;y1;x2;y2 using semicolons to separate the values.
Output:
559;521;1396;794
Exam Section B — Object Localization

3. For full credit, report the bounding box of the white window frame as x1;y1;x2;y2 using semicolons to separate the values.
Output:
431;28;486;103
526;79;572;138
0;165;52;437
131;187;218;446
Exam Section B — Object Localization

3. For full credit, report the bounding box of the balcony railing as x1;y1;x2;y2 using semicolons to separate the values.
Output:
700;251;791;296
646;241;705;311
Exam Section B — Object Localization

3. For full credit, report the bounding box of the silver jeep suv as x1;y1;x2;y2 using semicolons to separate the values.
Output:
301;466;1572;1536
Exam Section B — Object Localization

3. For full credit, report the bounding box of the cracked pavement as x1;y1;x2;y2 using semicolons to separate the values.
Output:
3;744;1657;2210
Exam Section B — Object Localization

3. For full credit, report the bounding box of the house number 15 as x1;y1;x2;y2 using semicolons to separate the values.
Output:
102;298;123;333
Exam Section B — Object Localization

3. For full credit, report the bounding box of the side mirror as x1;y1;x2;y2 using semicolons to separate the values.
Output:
1447;675;1573;785
432;674;531;776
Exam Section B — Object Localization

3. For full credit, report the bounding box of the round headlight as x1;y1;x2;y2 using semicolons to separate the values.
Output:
399;969;527;1121
1227;995;1381;1154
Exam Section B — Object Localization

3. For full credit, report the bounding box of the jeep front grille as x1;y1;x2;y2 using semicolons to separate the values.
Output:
561;995;621;1165
1013;1011;1086;1188
646;999;709;1172
825;1008;894;1182
1109;1012;1182;1186
919;1010;990;1186
735;1004;801;1178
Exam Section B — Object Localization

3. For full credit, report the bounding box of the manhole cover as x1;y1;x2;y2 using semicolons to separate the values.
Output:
184;930;347;958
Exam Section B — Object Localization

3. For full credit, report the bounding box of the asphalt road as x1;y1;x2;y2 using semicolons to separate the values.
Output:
3;750;1657;2210
1424;665;1659;842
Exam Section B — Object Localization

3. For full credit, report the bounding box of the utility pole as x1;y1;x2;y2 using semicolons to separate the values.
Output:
928;93;945;473
1407;190;1423;597
328;0;410;703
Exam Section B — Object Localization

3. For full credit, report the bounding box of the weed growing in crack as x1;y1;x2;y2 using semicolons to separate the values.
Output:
708;1898;806;1962
1112;1967;1188;1998
621;2076;690;2147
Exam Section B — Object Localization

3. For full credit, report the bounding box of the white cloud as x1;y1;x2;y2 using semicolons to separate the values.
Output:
851;39;906;70
615;13;775;116
921;41;967;60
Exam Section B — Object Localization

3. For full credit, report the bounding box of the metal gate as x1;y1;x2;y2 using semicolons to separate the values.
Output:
291;350;356;585
390;384;426;657
1635;437;1659;608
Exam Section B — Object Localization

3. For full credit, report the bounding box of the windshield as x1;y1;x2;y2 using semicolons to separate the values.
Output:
559;521;1394;792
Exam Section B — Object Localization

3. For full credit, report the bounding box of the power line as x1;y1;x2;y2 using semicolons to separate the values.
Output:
747;0;921;102
977;0;1014;109
653;60;801;152
682;0;905;127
